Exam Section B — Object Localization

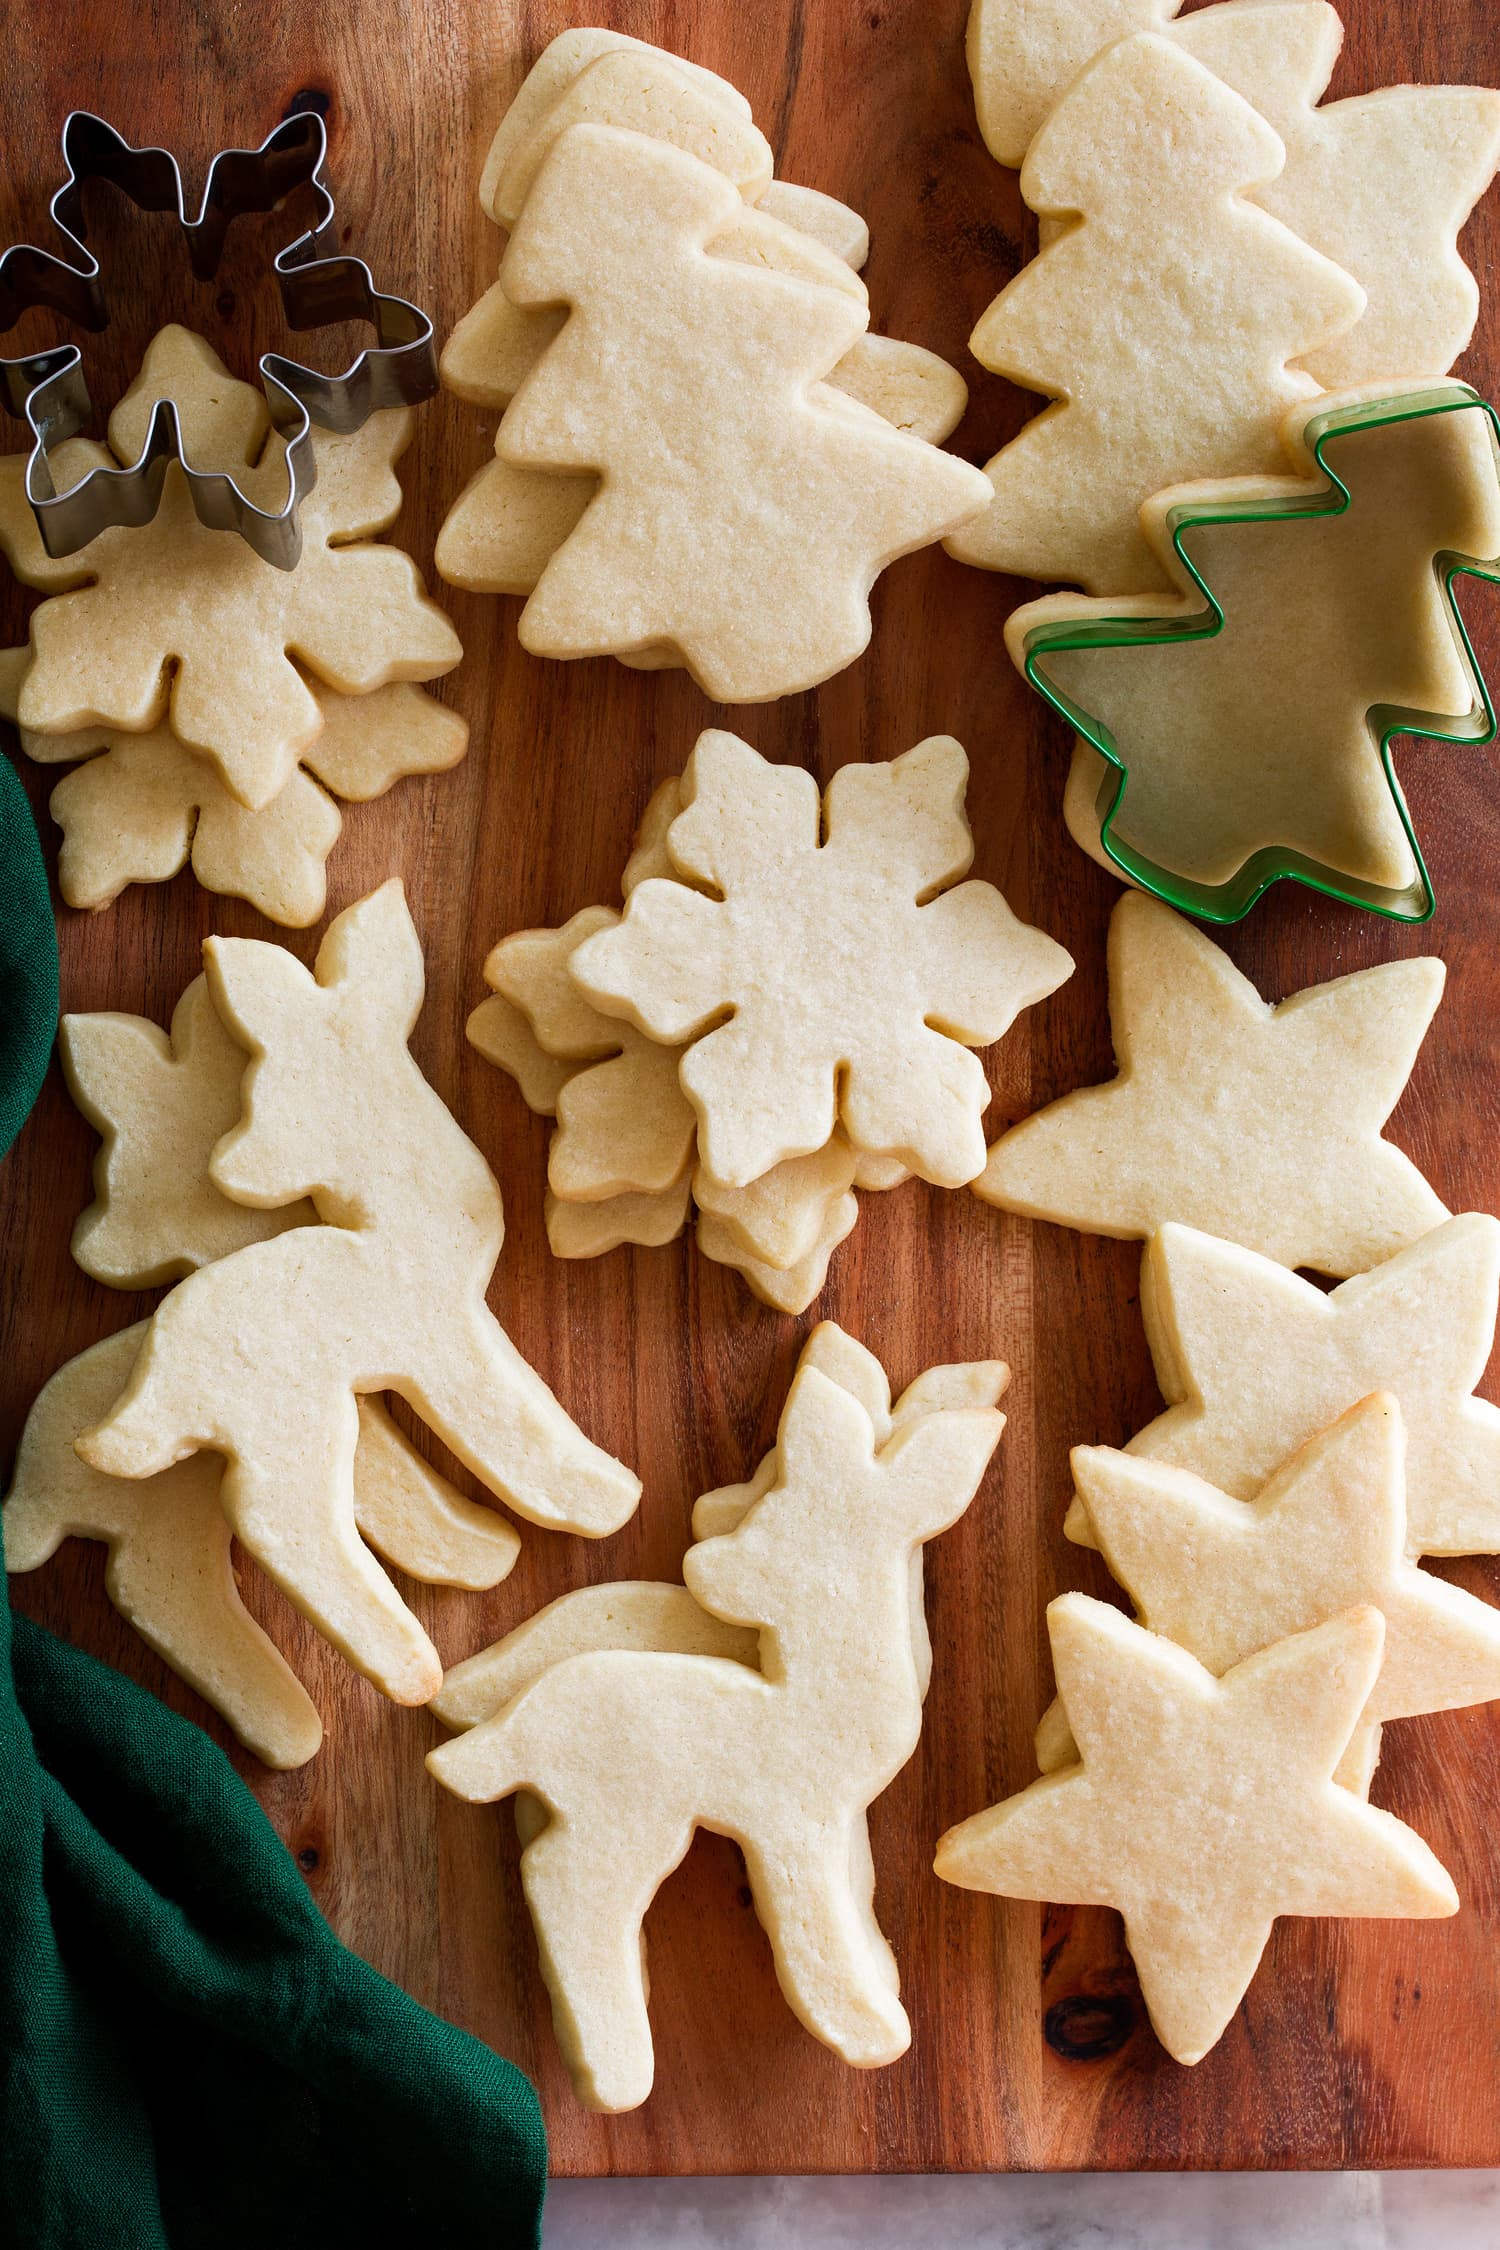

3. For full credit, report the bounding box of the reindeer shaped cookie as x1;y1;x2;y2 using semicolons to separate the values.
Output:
6;1326;524;1766
429;1345;1005;2110
79;882;641;1706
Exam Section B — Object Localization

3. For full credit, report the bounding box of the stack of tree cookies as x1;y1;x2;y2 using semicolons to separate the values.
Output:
436;28;993;698
948;0;1500;904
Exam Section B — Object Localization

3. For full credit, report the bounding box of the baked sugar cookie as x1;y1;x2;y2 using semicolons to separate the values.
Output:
5;1325;323;1769
966;0;1175;166
435;1330;1005;1987
5;1330;518;1767
61;974;315;1289
486;126;990;699
1067;1217;1500;1558
1045;1395;1500;1787
430;1343;1005;2109
0;329;461;810
14;660;464;925
432;1324;994;1728
480;907;696;1203
76;884;640;1705
967;0;1500;386
977;893;1447;1276
481;36;770;229
945;32;1364;594
1014;384;1500;903
936;1597;1457;2065
575;732;1072;1189
438;32;965;618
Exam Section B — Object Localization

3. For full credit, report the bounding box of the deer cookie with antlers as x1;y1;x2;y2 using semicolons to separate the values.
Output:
78;882;641;1708
429;1334;1006;2111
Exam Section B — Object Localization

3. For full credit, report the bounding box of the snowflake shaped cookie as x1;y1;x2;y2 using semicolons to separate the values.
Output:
10;655;465;926
572;731;1073;1188
0;327;461;810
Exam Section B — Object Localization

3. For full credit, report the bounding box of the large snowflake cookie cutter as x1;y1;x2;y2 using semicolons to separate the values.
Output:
0;108;437;569
1015;383;1500;926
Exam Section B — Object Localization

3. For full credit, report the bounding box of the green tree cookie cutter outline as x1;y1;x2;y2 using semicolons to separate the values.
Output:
1017;382;1500;926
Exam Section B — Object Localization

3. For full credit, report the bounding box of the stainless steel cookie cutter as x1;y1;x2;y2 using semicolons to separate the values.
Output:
0;107;437;569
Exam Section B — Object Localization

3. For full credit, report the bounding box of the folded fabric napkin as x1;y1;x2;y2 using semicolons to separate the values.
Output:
0;761;547;2248
0;753;57;1160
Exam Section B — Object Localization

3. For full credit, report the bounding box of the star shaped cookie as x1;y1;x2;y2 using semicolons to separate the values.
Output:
1068;1216;1500;1558
935;1595;1458;2065
1053;1394;1500;1788
977;893;1448;1276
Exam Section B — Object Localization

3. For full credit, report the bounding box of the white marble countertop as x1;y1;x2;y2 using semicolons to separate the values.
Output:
545;2170;1500;2246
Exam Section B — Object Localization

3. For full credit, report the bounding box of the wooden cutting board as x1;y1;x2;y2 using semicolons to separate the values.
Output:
4;0;1500;2177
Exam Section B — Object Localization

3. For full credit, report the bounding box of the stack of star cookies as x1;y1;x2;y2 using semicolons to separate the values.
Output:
469;727;1073;1309
435;29;992;699
0;325;464;924
935;884;1500;2061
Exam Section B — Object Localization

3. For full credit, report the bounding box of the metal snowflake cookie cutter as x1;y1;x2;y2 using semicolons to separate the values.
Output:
1017;383;1500;926
0;107;437;570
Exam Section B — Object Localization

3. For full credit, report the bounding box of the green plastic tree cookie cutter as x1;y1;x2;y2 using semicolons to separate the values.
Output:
1017;381;1500;925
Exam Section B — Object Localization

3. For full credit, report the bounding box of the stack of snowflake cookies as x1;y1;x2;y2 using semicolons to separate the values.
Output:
5;883;641;1764
435;29;993;698
0;326;464;924
469;727;1073;1309
936;888;1500;2063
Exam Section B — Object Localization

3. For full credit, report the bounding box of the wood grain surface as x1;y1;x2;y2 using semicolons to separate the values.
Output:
3;0;1500;2176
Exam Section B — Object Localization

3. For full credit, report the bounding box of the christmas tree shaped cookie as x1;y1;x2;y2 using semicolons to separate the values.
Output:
945;32;1365;593
966;1;1500;386
1044;1395;1500;1790
438;34;966;615
966;0;1176;166
75;884;640;1706
978;893;1448;1276
0;328;461;809
1173;2;1500;386
1014;383;1500;917
468;125;990;698
430;1345;1005;2110
1068;1217;1500;1559
936;1596;1458;2065
576;732;1072;1189
476;31;771;231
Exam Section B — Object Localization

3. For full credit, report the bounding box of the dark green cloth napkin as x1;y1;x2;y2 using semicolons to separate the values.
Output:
0;753;57;1160
1;763;548;2249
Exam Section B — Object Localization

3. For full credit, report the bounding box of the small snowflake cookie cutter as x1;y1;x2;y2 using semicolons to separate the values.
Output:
0;106;437;570
1018;383;1500;927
